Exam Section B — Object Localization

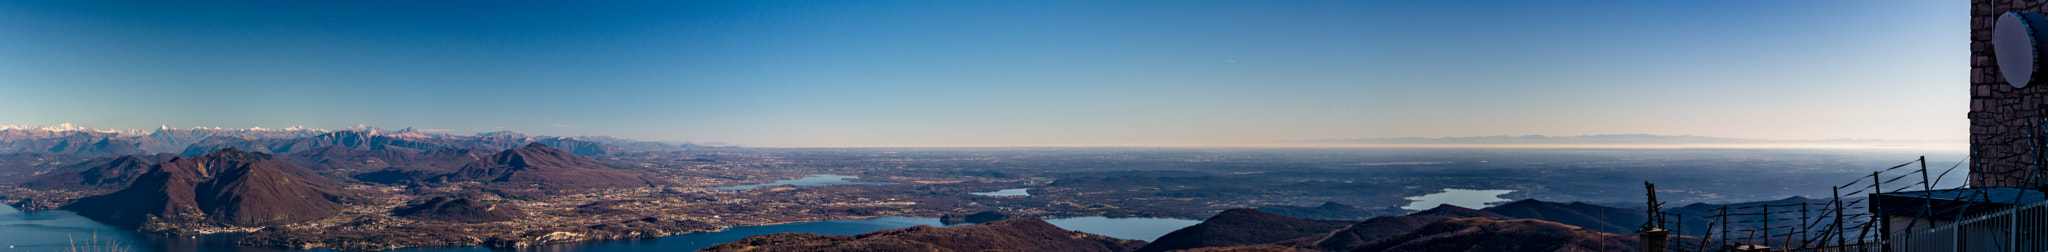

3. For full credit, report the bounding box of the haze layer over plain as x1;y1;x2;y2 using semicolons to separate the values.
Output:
0;1;1965;147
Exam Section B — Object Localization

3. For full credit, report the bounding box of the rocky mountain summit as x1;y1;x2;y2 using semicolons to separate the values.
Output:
435;143;664;191
0;123;694;157
61;148;359;231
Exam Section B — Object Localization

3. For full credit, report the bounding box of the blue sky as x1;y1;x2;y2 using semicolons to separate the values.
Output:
0;1;1966;147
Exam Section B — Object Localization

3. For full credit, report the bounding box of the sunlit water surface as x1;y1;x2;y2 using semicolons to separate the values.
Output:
712;174;894;190
1402;188;1515;210
969;188;1031;196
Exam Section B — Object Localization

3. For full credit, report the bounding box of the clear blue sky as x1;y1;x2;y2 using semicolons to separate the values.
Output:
0;1;1966;147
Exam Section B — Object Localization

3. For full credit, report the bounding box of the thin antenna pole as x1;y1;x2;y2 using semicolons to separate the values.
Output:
1644;181;1662;230
1870;171;1884;245
1913;156;1934;246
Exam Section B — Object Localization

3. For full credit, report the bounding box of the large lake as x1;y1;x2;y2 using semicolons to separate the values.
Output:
0;204;1198;252
713;174;893;190
970;188;1031;196
1402;188;1515;210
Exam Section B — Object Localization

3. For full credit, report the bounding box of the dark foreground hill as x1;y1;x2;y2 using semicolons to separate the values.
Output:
1350;217;1635;252
1137;208;1359;252
1302;205;1510;251
1482;199;1647;234
433;143;662;191
1139;201;1639;252
701;218;1148;252
62;148;358;230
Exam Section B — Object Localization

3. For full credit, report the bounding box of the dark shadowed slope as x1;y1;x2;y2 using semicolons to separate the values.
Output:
19;153;177;191
1482;199;1647;234
40;134;149;156
1177;244;1306;252
1258;202;1395;221
1137;209;1358;252
392;197;524;223
1305;205;1510;251
434;143;661;190
285;146;429;172
0;131;151;156
62;148;356;228
284;146;491;180
180;130;468;156
533;137;630;156
0;153;93;183
1350;217;1636;252
701;218;1148;252
348;148;493;185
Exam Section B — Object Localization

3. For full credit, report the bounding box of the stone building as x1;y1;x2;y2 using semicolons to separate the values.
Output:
1972;0;2048;189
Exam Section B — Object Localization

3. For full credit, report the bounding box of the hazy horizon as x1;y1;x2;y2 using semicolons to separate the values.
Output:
0;1;1967;147
0;122;1968;151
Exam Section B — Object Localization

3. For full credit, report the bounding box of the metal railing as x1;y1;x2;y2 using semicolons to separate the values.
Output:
1644;156;2046;252
1881;199;2047;252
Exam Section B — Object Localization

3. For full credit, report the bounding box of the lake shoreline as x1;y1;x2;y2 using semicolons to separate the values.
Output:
0;203;1199;252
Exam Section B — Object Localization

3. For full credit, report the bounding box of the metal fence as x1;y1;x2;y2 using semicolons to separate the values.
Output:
1644;156;2046;252
1881;199;2047;252
1667;158;1929;251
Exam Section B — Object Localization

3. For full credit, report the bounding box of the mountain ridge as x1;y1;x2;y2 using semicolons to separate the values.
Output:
433;143;663;191
60;148;358;230
0;123;700;157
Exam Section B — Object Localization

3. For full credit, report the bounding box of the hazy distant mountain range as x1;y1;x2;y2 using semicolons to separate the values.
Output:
0;123;718;157
1315;134;1963;146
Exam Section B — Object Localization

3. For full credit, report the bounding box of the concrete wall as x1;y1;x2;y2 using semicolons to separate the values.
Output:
1973;0;2048;188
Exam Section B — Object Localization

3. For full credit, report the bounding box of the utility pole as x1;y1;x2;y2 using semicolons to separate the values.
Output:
1638;181;1667;252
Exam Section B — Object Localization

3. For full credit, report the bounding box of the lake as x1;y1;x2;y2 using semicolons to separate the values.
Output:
0;204;1198;252
1402;188;1515;210
970;188;1031;196
712;174;893;190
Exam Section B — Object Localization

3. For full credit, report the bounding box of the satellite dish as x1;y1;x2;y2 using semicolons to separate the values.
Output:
1996;12;2048;88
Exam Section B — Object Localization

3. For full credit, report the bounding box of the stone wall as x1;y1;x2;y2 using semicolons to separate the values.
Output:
1972;0;2048;188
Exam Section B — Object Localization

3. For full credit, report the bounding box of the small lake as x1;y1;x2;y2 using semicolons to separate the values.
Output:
1403;188;1515;210
970;188;1031;196
0;204;1197;252
713;174;893;190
